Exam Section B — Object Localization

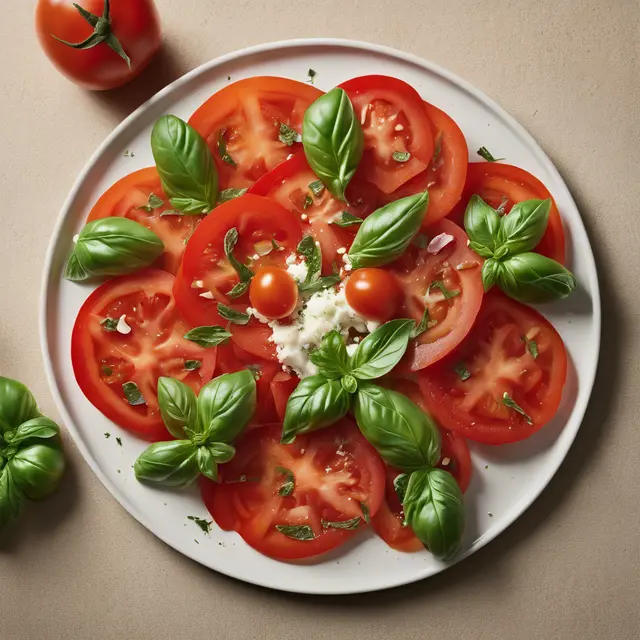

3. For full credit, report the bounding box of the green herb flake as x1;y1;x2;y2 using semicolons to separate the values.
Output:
100;317;119;332
136;192;165;212
226;280;250;298
309;180;325;197
331;211;363;228
275;524;316;541
360;502;371;524
104;432;111;439
302;194;313;210
217;129;237;167
321;517;361;530
428;280;460;300
477;146;504;163
392;151;411;163
124;150;135;158
184;360;202;371
432;132;443;163
307;68;317;84
502;392;533;424
454;362;471;381
523;336;539;359
411;306;431;338
101;365;113;376
276;466;295;497
188;515;212;534
218;187;248;203
116;437;123;447
122;381;145;406
271;238;282;252
224;227;254;284
393;473;409;503
159;209;184;217
496;195;509;215
278;122;301;146
183;325;232;348
298;275;341;295
217;304;250;325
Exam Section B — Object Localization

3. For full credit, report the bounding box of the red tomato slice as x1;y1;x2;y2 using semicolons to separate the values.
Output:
419;292;568;445
392;218;484;371
71;270;216;440
270;371;299;422
86;168;201;275
201;421;386;560
189;77;323;190
249;154;380;273
174;194;304;360
386;101;469;225
338;76;434;193
450;163;566;264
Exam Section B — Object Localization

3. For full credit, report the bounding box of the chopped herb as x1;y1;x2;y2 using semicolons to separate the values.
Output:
331;211;363;228
100;317;119;332
278;122;301;146
217;304;250;325
411;306;431;338
194;539;199;544
183;325;232;347
428;280;460;300
360;502;371;524
226;280;250;298
117;469;121;474
124;150;135;158
275;524;316;541
298;275;340;295
217;129;237;166
307;68;316;84
392;151;411;163
477;146;504;163
523;336;539;359
101;365;113;376
454;362;471;381
184;359;202;371
224;228;254;285
296;235;321;284
115;437;122;446
303;194;313;210
122;381;145;406
276;466;295;497
187;515;212;534
502;392;533;424
271;238;282;251
159;209;184;217
227;75;231;81
136;192;165;212
309;180;325;197
412;233;428;249
218;188;247;204
321;517;361;530
432;132;443;163
393;473;409;503
496;195;509;215
104;432;111;439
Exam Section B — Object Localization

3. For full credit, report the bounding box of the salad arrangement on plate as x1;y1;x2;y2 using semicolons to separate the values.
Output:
64;74;576;561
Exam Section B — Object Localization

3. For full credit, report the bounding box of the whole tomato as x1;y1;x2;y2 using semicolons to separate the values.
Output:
35;0;162;91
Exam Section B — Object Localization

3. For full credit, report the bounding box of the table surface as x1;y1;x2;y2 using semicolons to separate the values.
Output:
1;1;638;638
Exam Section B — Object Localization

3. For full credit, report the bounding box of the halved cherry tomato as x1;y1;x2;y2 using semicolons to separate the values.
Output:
392;218;484;371
419;292;568;445
249;154;379;273
71;270;216;440
86;168;200;275
201;421;385;560
189;77;323;189
386;102;469;225
345;268;402;322
450;163;566;264
338;76;434;193
249;266;299;320
270;371;299;422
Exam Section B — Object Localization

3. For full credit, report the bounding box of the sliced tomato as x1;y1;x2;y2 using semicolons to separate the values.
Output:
201;421;385;560
338;76;434;193
189;77;323;190
392;218;484;371
86;168;201;275
386;101;469;225
249;154;380;273
71;270;216;440
419;292;568;445
174;194;303;360
450;163;566;264
270;371;299;422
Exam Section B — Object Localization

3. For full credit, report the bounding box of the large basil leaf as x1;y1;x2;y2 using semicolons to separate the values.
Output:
3;416;60;447
403;468;465;561
197;370;256;442
0;466;23;530
281;376;350;444
133;440;199;487
498;253;577;303
302;88;364;202
8;443;65;500
348;192;429;269
64;218;164;282
353;383;441;470
0;377;39;434
151;115;218;214
464;195;501;258
350;319;414;380
309;330;350;379
207;442;236;464
496;199;551;257
157;377;198;439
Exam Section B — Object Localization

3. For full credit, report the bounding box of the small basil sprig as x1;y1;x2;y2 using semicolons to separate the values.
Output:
134;371;256;487
464;195;576;303
0;378;65;529
151;115;218;214
302;88;364;202
348;192;429;269
296;236;341;294
224;228;254;297
65;218;164;282
402;468;464;561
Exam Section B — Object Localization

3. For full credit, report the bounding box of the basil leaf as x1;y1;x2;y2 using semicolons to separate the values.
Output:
321;517;361;530
303;195;313;210
224;228;254;283
151;115;218;214
207;442;236;464
481;258;502;291
297;235;321;285
217;129;237;167
0;377;39;433
298;275;341;295
464;195;500;256
302;87;364;202
476;146;504;162
454;363;471;381
496;199;551;257
134;440;199;487
393;473;409;503
278;122;301;146
196;446;218;481
410;306;430;338
8;443;65;500
497;253;577;303
523;336;539;359
184;360;202;371
502;392;533;424
350;319;414;380
157;377;198;439
65;218;164;282
331;211;363;227
348;192;429;269
197;370;256;442
159;209;184;217
136;192;165;212
353;383;441;471
275;524;316;541
308;330;350;379
184;325;232;347
217;304;250;325
341;375;358;394
428;281;460;300
218;187;247;204
276;466;295;496
360;502;371;523
392;151;411;162
122;381;145;406
281;376;350;444
309;180;325;197
3;416;59;447
403;468;465;560
0;466;23;529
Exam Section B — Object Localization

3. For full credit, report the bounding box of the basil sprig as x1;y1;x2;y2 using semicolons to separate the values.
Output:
464;195;576;303
348;192;429;269
302;88;364;202
134;371;256;487
151;115;218;214
296;236;341;294
402;468;464;560
65;218;164;282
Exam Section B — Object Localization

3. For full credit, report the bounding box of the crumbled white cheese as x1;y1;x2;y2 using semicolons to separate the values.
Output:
441;457;451;466
192;280;204;289
199;291;215;299
246;307;270;324
284;254;309;283
300;214;308;221
252;254;260;261
116;314;131;335
342;253;353;271
394;124;404;132
337;247;346;255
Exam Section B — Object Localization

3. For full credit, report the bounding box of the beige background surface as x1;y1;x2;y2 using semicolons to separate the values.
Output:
0;1;638;639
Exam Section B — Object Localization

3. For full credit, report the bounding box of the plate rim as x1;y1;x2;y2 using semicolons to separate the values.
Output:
39;37;601;594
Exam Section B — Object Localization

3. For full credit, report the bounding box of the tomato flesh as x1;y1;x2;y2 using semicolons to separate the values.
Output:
345;268;402;322
249;266;299;320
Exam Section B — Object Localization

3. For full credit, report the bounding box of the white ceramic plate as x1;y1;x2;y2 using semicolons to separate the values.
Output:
40;39;600;595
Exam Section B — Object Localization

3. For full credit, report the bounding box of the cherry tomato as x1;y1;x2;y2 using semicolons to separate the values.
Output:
201;421;385;559
419;292;568;445
71;270;216;440
36;0;161;91
344;268;402;322
249;267;299;320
